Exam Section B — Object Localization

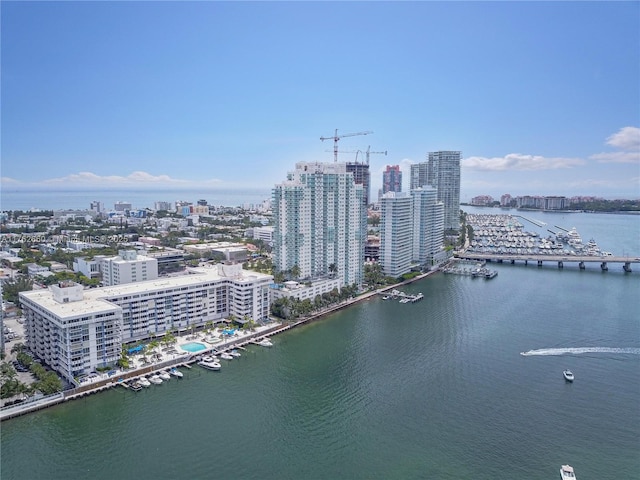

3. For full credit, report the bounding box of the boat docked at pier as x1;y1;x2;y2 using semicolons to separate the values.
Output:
148;374;163;385
168;368;183;378
257;337;273;347
197;357;221;371
138;377;151;388
158;371;171;381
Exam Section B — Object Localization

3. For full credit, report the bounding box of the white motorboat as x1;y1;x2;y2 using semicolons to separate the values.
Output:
220;352;234;360
169;368;183;378
230;349;241;358
198;358;221;371
138;377;151;387
563;370;574;382
159;371;171;381
257;338;273;347
560;464;576;479
148;374;163;385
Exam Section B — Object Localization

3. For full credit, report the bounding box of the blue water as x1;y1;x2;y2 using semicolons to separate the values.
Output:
179;342;207;353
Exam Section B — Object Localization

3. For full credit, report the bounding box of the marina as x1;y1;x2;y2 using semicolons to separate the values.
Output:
461;213;637;272
380;289;425;303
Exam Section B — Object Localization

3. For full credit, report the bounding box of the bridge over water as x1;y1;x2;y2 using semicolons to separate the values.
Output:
455;252;639;272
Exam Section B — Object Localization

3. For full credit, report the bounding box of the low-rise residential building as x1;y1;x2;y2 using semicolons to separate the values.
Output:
270;277;341;303
19;264;273;383
100;250;158;286
26;263;50;277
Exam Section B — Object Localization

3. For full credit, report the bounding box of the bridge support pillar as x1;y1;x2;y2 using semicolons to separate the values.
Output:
497;259;503;263
524;260;528;266
601;262;608;271
537;260;543;267
623;262;632;273
510;260;515;264
558;261;563;269
579;262;585;270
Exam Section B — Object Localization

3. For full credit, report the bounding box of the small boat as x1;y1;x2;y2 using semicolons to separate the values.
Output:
382;295;390;300
148;375;163;385
169;368;183;378
563;370;574;382
159;371;171;381
198;358;221;371
230;349;241;358
257;337;273;347
138;377;151;388
220;352;234;361
560;464;576;479
128;381;142;392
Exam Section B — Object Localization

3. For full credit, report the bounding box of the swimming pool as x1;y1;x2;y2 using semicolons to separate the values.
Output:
180;342;207;353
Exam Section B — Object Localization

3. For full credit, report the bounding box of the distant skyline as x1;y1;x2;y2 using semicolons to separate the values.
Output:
2;1;639;201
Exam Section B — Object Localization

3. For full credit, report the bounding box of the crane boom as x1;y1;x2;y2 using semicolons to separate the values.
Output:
320;129;373;162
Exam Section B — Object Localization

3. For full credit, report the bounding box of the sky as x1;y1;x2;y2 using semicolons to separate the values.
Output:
1;1;639;202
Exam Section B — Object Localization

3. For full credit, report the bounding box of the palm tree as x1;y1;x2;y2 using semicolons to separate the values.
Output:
329;263;338;277
290;264;300;280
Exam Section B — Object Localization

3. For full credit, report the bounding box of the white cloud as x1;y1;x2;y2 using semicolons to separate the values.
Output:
589;151;640;164
0;177;21;185
1;171;225;189
42;171;191;185
606;126;640;150
462;153;584;171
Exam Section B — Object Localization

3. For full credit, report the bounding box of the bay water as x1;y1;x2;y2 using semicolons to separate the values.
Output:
0;208;638;479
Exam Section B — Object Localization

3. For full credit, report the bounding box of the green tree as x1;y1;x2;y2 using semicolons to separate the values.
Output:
2;276;34;303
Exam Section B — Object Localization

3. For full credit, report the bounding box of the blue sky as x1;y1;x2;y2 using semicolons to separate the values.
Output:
2;1;639;201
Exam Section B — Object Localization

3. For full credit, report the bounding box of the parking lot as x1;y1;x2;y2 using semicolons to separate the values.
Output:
2;315;37;389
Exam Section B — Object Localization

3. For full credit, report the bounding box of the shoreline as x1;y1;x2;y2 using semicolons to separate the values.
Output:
0;269;439;422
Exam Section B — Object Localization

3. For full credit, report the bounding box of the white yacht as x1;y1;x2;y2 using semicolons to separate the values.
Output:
158;371;171;381
168;368;183;378
198;358;221;371
220;352;234;360
148;374;163;385
560;464;576;479
138;377;151;388
257;337;273;347
230;349;242;358
563;370;574;382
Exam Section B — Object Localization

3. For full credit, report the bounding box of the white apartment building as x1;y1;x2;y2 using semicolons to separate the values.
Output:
270;277;341;303
19;264;273;383
272;161;365;288
73;256;107;279
379;192;414;278
380;188;446;277
100;250;158;286
412;187;445;268
427;151;461;232
252;226;275;246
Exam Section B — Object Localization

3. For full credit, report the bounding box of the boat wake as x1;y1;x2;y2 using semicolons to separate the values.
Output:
520;347;640;357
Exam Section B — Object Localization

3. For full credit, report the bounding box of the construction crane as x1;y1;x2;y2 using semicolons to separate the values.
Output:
320;129;373;162
326;146;387;164
361;146;387;165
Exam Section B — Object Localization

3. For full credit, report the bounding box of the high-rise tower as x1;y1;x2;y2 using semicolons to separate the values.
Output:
272;162;365;288
382;165;402;194
346;161;371;207
427;151;461;232
410;162;429;190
